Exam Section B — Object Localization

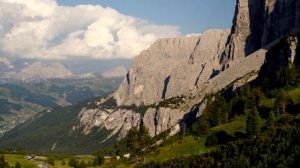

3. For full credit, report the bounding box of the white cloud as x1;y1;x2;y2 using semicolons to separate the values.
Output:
0;0;180;59
186;33;202;37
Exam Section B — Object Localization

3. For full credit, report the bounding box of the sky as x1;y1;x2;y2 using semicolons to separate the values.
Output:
0;0;236;60
57;0;236;35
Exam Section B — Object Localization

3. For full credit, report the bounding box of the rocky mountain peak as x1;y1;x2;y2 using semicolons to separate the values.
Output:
222;0;300;67
114;29;230;106
76;0;300;140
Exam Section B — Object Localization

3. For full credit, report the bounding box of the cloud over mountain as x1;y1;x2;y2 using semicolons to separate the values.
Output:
0;0;180;59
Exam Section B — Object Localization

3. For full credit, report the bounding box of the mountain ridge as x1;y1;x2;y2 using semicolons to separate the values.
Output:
0;0;299;154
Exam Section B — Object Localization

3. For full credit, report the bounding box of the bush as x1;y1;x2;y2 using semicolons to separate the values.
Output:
47;156;55;166
68;157;79;168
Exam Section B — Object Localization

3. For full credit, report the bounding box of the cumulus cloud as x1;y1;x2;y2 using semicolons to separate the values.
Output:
0;0;180;59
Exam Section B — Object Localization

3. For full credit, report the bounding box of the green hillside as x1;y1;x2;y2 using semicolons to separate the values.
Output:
0;77;122;134
0;98;118;154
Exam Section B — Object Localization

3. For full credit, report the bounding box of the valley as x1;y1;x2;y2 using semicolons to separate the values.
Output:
0;77;123;135
0;0;299;167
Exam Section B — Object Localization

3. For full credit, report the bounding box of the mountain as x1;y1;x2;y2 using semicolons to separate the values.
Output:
0;77;123;135
0;0;299;154
3;62;73;81
222;0;300;66
115;30;229;105
101;66;128;78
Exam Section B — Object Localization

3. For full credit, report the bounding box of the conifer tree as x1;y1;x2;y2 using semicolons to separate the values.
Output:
266;111;276;128
15;162;21;168
246;107;260;136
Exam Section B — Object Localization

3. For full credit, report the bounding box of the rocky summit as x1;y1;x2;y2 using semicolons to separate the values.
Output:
76;0;300;141
222;0;300;67
115;29;229;106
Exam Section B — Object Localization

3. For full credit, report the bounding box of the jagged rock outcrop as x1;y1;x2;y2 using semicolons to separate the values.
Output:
222;0;300;66
258;35;300;80
143;108;185;137
78;107;141;140
115;29;230;106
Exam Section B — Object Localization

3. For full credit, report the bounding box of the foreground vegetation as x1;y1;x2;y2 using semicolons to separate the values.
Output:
0;154;106;168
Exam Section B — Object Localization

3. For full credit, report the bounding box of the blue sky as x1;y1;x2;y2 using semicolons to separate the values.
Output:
0;0;236;60
57;0;236;34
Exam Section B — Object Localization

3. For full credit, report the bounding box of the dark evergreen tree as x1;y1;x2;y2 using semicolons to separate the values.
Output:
15;162;21;168
124;126;152;164
0;155;8;168
246;107;260;136
93;154;104;166
266;111;275;128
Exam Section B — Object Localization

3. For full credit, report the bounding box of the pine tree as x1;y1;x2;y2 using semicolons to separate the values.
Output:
246;107;260;136
15;162;21;168
274;92;289;114
124;126;152;165
0;155;8;168
93;155;104;166
266;111;276;128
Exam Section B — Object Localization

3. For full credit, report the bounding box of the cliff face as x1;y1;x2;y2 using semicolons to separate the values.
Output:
223;0;300;66
78;0;300;140
115;29;230;106
258;35;300;80
101;66;128;78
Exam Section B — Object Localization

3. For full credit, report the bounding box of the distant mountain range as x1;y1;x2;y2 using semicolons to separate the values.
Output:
0;58;128;82
3;62;74;81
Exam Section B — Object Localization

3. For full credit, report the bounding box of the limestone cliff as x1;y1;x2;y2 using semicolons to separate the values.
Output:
222;0;300;67
115;29;230;106
77;0;300;140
